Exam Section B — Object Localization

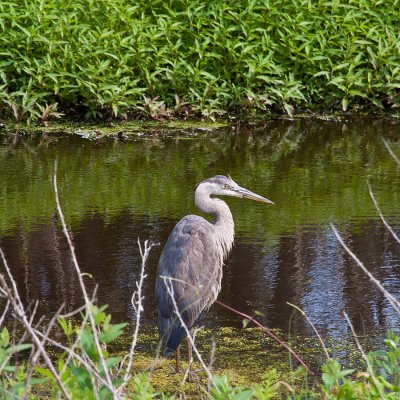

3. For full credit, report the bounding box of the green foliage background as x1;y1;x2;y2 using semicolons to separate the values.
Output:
1;0;400;121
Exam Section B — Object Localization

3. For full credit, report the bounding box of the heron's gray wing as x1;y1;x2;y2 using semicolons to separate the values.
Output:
156;215;222;329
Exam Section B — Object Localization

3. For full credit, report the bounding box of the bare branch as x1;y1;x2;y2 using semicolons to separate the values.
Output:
58;303;88;319
0;299;10;327
0;251;71;399
382;138;400;166
207;339;216;393
367;183;400;245
27;301;40;327
60;307;91;376
181;327;201;385
331;224;400;313
60;287;98;377
118;239;154;391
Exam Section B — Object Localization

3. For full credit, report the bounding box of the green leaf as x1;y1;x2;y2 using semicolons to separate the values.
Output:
6;343;32;354
232;389;254;400
99;323;128;343
92;304;108;324
80;330;97;360
0;328;10;347
313;71;330;78
3;365;16;372
322;372;335;388
99;385;113;400
58;317;67;335
35;366;56;381
70;363;93;390
340;368;355;378
105;356;121;369
30;378;48;385
98;356;121;376
342;96;348;112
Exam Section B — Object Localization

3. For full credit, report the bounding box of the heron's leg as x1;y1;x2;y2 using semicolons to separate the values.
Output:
175;345;181;373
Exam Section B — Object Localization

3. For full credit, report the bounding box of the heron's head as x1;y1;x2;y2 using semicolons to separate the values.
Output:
198;175;274;204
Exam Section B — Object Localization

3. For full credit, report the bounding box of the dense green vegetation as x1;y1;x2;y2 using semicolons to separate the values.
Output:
1;0;400;122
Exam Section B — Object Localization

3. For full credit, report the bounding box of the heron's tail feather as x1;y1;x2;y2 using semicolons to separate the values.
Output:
158;314;187;356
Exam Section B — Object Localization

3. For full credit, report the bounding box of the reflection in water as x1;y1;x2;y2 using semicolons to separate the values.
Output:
1;118;400;348
1;213;400;341
301;229;348;339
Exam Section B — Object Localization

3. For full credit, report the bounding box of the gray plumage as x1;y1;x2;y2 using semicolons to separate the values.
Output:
155;175;273;356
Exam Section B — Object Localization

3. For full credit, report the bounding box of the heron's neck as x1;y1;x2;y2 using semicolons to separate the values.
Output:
195;188;234;258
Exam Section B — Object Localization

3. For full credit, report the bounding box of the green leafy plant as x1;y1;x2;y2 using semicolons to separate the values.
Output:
209;376;254;400
0;327;38;399
34;305;127;399
1;0;399;122
320;331;400;399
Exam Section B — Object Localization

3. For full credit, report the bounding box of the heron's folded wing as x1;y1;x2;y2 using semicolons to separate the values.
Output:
155;215;222;328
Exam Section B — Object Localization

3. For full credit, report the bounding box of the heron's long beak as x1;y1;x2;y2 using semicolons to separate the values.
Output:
236;187;274;204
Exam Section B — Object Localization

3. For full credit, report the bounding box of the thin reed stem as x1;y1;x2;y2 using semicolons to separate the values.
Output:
343;312;384;400
331;224;400;313
367;182;400;246
287;302;330;359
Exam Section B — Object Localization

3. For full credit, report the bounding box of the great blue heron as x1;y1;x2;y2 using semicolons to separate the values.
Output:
155;175;273;377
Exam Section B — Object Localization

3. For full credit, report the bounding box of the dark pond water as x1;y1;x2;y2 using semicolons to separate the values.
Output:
1;118;400;349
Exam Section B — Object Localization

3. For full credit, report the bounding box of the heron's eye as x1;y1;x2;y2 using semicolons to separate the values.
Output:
224;184;231;189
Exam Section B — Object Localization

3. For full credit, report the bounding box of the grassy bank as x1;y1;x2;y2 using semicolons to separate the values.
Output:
1;0;400;123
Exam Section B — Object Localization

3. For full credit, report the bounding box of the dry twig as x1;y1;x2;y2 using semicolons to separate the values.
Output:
343;312;384;400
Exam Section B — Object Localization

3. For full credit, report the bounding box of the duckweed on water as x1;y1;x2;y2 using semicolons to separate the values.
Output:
111;325;366;398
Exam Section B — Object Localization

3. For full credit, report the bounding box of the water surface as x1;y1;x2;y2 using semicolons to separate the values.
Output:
1;118;400;352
